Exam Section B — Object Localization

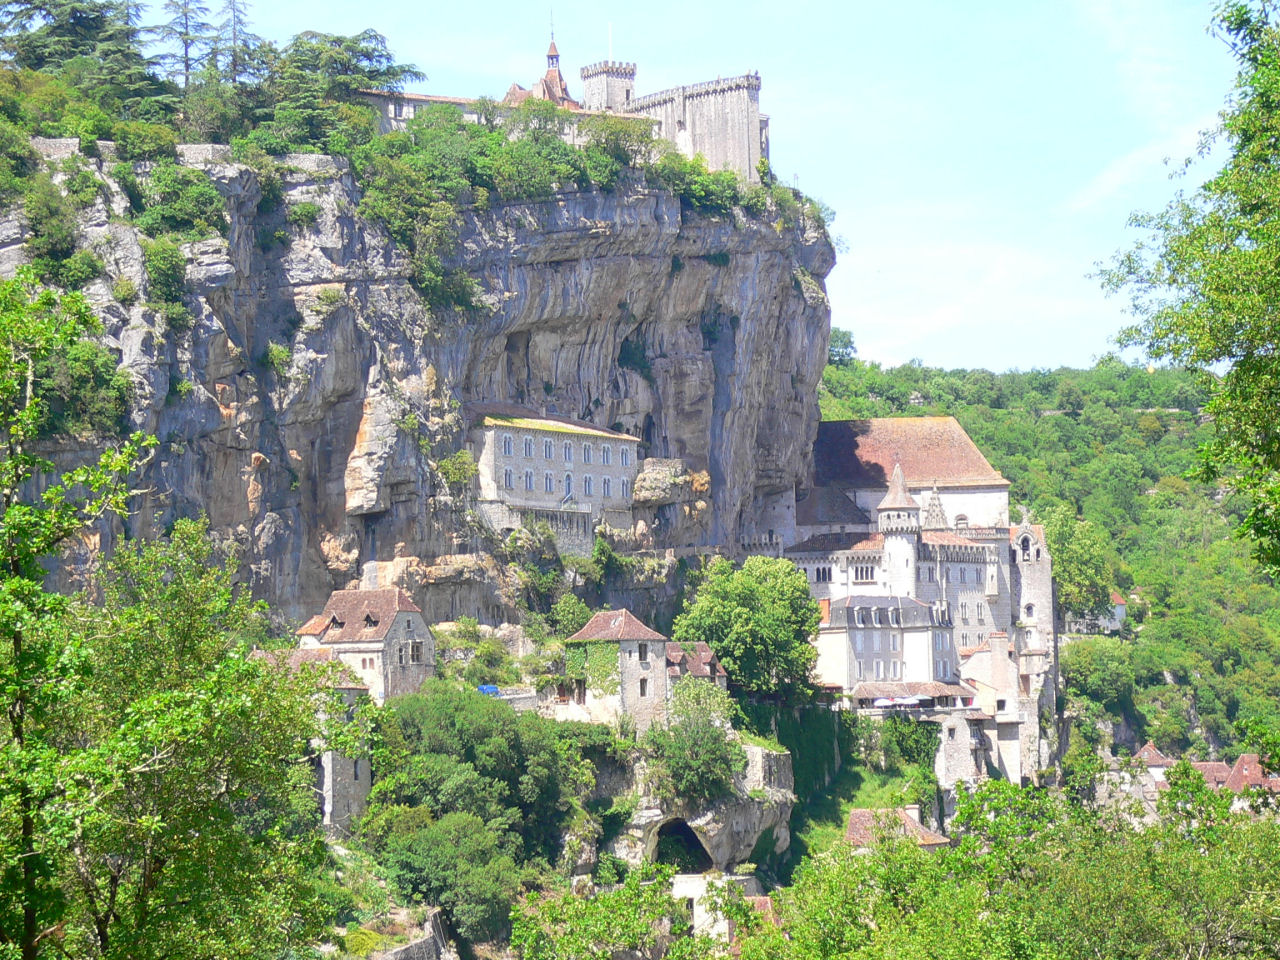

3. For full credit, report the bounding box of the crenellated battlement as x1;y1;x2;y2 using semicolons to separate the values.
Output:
624;73;762;112
581;60;637;78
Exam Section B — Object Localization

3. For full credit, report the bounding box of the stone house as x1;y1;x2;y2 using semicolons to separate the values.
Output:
780;417;1058;787
466;403;642;553
249;647;372;834
540;608;726;734
296;588;436;704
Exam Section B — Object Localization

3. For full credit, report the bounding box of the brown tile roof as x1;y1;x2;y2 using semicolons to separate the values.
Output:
921;530;982;547
665;641;726;679
814;418;1008;490
956;640;991;657
1191;760;1232;787
845;808;948;849
296;588;421;645
567;608;666;643
850;681;975;699
1134;741;1174;768
785;532;882;555
1110;591;1127;606
795;485;872;527
1226;753;1280;792
250;647;368;689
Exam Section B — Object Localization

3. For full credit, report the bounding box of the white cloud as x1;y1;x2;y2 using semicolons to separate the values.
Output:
1064;117;1215;213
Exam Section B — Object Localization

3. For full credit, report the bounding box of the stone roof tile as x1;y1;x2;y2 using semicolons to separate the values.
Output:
815;417;1008;489
296;588;421;645
567;608;666;643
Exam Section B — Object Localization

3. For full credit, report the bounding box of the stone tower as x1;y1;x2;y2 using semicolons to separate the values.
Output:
877;463;920;597
581;60;637;112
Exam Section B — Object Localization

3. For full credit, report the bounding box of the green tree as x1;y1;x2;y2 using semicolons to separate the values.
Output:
827;327;855;366
643;676;746;806
671;556;818;699
156;0;214;91
1041;501;1112;619
1106;1;1280;571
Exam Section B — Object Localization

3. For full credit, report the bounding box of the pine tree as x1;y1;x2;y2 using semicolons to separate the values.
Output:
157;0;214;91
216;0;259;85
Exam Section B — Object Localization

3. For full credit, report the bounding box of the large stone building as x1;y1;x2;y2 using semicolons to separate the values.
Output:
781;417;1056;786
540;608;726;733
289;588;438;831
363;40;769;181
466;403;642;553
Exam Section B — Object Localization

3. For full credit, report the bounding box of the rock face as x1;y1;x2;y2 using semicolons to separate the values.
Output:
22;142;834;624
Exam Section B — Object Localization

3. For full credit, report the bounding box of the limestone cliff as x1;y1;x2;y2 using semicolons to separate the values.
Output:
17;142;833;623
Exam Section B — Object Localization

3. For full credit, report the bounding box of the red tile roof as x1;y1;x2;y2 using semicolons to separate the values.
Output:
921;530;982;547
1134;741;1174;768
815;418;1008;490
296;588;421;645
785;532;882;555
1226;753;1280;793
850;681;975;699
250;647;368;689
1191;760;1232;787
1110;590;1127;606
845;808;948;849
665;641;726;679
567;608;666;643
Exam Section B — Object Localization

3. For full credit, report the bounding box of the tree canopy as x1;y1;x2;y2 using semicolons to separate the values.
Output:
671;556;819;700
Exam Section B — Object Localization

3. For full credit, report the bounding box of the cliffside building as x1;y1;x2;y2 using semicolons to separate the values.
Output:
782;418;1056;786
540;608;726;733
288;588;437;831
466;404;641;553
364;40;769;181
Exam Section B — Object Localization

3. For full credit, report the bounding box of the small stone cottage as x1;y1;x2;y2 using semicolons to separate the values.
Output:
540;608;727;733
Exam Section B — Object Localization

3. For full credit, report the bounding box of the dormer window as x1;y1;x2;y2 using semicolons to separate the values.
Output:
364;613;378;628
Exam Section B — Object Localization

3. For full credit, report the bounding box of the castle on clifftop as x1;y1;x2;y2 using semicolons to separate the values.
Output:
363;39;770;182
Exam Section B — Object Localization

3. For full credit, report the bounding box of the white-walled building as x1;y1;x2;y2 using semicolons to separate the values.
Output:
783;418;1057;786
467;404;642;553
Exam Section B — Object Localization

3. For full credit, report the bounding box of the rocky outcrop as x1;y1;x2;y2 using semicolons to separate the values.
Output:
603;744;795;872
20;141;833;624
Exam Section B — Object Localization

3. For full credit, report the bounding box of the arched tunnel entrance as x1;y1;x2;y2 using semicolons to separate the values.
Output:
653;819;713;874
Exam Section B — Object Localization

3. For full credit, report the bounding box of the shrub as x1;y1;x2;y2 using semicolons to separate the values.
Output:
0;118;37;203
111;121;178;161
110;162;144;213
134;161;227;239
59;157;101;208
651;152;740;214
150;300;192;331
112;276;138;306
32;339;132;437
264;341;292;377
286;201;321;228
46;249;103;289
142;237;187;303
437;449;478;488
230;141;284;213
24;173;77;264
341;927;387;957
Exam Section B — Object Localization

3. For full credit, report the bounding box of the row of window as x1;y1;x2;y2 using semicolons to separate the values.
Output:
918;565;986;583
359;642;425;669
502;469;631;499
855;660;901;680
501;434;631;467
853;630;900;653
853;608;901;628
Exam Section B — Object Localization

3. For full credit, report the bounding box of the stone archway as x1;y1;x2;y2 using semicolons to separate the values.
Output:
651;818;713;873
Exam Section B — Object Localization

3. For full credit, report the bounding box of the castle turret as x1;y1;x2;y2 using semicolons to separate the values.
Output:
878;463;920;596
581;60;637;112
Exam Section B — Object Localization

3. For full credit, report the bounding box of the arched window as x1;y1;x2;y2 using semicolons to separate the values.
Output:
563;441;572;462
583;444;592;464
960;568;967;583
621;478;630;498
544;472;554;493
503;467;513;489
523;436;533;457
602;477;612;498
602;445;612;465
583;475;593;496
524;470;534;491
620;447;630;467
564;473;573;497
1024;603;1035;618
955;514;969;530
502;434;513;457
1020;536;1031;561
544;439;553;459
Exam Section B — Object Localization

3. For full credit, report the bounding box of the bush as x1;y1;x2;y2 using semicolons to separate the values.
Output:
24;172;77;264
651;152;740;214
44;248;103;289
264;341;292;377
59;157;100;208
0;118;37;203
437;449;478;487
150;300;192;331
286;201;321;228
643;677;746;806
111;121;178;161
32;339;132;437
341;927;387;957
142;237;187;303
112;276;138;306
110;162;144;213
134;161;227;239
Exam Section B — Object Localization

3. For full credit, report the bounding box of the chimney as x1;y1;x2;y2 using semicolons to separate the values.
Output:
903;803;921;824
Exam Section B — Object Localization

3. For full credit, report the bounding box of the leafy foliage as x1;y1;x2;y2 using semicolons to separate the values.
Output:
643;676;747;805
133;159;227;238
672;555;819;700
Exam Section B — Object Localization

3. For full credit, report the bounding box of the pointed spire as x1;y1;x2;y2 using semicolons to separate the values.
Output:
922;485;948;530
877;462;919;512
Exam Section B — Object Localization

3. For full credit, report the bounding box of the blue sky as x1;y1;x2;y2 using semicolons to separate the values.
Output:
162;0;1240;372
